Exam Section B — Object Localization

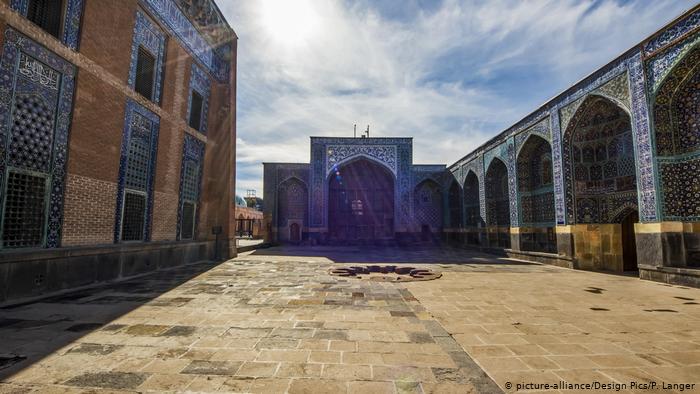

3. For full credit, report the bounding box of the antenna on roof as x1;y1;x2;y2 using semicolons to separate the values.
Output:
366;125;370;138
354;124;356;138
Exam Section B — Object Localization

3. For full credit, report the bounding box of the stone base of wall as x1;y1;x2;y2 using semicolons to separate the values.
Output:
0;241;215;306
639;264;700;288
571;224;624;272
504;249;575;269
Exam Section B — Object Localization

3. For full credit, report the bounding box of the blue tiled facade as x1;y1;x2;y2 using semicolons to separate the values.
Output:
114;100;160;243
0;28;76;248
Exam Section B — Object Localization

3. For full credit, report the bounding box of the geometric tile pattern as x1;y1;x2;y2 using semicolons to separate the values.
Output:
414;179;443;230
653;42;700;221
0;29;77;248
177;134;205;240
563;97;638;224
114;100;160;243
516;135;554;226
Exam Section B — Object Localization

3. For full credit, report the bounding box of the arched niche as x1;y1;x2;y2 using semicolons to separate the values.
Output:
516;134;555;253
485;158;510;248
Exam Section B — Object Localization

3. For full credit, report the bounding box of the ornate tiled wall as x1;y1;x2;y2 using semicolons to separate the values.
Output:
414;179;442;230
187;63;211;134
114;100;160;242
652;42;700;221
485;158;510;226
278;177;308;228
176;134;205;239
128;11;166;103
309;137;413;231
562;97;638;224
463;170;481;226
517;135;554;226
141;0;230;82
0;28;76;248
10;0;84;50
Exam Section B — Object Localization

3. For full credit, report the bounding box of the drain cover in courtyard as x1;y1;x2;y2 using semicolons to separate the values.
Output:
329;265;441;282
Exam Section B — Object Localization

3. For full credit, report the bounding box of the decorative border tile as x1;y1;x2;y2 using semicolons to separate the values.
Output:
0;28;76;248
128;11;166;104
643;7;700;55
141;0;230;82
10;0;84;50
114;99;160;243
176;133;205;240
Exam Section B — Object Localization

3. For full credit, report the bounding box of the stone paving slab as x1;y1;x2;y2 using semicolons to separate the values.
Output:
1;246;699;393
0;247;502;393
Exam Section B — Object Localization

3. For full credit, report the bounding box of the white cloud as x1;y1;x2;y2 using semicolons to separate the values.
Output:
215;0;694;198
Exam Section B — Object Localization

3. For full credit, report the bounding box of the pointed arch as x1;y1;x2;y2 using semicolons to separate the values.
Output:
516;134;556;252
652;43;700;222
562;95;638;225
485;158;510;248
277;177;308;230
414;179;443;232
463;170;481;227
447;179;462;229
327;158;395;242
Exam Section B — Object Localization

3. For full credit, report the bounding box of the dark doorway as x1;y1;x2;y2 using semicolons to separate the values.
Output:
421;224;431;241
290;223;301;242
621;210;639;271
328;159;395;243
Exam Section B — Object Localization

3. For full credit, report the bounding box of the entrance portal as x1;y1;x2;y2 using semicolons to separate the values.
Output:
328;159;394;243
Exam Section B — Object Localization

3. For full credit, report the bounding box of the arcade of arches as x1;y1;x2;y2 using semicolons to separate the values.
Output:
264;9;700;287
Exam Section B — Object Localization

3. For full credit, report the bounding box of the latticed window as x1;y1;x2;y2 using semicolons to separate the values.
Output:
27;0;64;38
189;91;203;131
180;160;199;239
120;116;152;242
2;171;48;248
135;47;155;101
121;191;146;241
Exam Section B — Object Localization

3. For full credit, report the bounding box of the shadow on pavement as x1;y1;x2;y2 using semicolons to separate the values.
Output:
0;260;219;381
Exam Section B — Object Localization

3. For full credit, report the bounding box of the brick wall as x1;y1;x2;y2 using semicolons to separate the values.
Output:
62;174;117;246
152;191;178;241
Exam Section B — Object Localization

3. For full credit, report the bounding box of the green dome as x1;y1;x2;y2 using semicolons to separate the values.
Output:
235;195;247;207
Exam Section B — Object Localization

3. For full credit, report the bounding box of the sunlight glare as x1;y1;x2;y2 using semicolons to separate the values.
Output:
260;0;319;46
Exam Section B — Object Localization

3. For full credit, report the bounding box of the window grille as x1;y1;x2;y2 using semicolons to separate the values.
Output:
135;47;155;101
27;0;63;38
180;160;199;239
182;161;199;201
189;91;203;131
2;171;47;248
124;135;150;191
181;201;195;239
121;191;146;241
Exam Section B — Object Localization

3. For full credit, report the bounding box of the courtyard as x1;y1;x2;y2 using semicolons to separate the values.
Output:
1;247;699;393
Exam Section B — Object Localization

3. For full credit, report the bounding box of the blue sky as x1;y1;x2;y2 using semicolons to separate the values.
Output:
214;0;695;199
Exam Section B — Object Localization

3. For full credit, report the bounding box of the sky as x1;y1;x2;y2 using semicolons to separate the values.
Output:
214;0;696;199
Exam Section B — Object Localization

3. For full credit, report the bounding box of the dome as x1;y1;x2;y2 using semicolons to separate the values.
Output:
235;195;247;207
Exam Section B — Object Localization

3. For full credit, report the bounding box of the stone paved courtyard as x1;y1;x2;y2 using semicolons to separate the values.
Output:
1;247;699;393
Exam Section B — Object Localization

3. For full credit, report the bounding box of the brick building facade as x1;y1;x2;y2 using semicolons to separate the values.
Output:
0;0;237;305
